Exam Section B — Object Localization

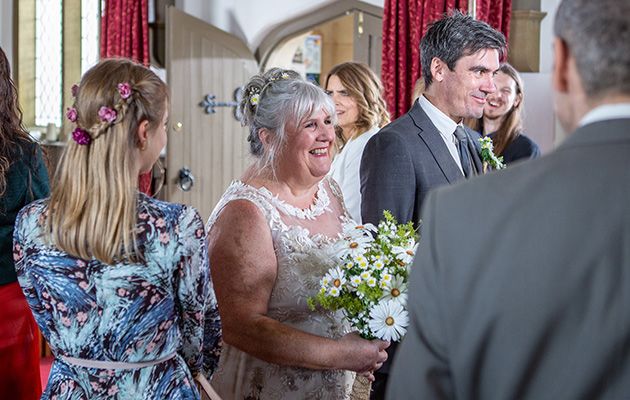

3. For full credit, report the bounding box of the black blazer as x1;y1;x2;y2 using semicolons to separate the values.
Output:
360;100;482;229
488;131;541;165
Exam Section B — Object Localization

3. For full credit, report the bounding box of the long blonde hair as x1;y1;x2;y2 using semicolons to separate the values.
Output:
325;62;390;148
47;59;168;264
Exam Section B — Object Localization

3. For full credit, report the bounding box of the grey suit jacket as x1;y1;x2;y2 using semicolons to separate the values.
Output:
387;118;630;399
360;100;482;229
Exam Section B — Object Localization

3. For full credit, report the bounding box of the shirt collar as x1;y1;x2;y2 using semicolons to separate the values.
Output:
579;103;630;127
418;95;461;137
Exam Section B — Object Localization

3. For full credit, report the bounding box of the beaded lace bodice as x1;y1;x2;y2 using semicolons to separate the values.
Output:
207;177;348;328
207;176;355;400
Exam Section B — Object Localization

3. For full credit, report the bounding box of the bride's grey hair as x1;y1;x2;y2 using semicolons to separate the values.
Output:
239;68;336;176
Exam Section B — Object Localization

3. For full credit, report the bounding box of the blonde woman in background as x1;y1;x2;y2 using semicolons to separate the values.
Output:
324;62;390;223
13;59;220;400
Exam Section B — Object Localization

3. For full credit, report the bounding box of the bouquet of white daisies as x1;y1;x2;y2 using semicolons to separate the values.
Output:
308;211;419;342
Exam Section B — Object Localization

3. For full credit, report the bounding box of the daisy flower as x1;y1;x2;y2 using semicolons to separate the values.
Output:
372;254;386;271
380;275;408;306
324;267;346;290
379;272;393;288
368;300;409;342
354;255;369;270
336;223;374;258
349;275;362;287
392;241;417;265
360;271;372;281
341;221;377;238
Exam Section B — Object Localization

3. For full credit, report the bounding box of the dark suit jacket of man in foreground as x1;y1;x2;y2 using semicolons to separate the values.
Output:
387;0;630;398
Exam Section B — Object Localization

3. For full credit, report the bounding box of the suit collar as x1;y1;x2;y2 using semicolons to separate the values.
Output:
409;101;464;183
579;103;630;127
560;118;630;150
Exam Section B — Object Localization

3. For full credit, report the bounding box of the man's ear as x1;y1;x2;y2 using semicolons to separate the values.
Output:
552;37;570;94
137;120;150;148
430;57;447;83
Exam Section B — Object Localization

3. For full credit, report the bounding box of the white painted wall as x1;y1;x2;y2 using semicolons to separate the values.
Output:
520;0;564;153
0;1;13;72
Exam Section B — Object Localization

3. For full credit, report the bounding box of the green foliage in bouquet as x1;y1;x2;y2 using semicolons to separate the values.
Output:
478;136;506;171
308;211;418;341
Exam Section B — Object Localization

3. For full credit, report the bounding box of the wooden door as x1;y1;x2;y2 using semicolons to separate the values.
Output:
165;6;258;220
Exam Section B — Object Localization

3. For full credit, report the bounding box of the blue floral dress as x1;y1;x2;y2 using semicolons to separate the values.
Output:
13;194;221;400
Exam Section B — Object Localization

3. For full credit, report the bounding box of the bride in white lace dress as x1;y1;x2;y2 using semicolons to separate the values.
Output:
205;69;389;400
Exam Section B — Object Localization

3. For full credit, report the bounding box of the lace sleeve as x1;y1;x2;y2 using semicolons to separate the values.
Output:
326;176;354;223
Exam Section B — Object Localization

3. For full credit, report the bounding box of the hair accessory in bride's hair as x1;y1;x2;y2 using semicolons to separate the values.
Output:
246;70;292;111
66;81;135;145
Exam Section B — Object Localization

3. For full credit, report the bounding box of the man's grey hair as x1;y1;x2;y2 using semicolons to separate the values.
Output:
420;11;506;88
554;0;630;98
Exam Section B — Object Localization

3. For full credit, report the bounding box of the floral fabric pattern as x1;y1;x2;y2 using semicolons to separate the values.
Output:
13;194;221;400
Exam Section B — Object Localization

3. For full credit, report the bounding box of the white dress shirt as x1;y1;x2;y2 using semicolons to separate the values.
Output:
329;126;381;223
418;95;465;173
579;103;630;126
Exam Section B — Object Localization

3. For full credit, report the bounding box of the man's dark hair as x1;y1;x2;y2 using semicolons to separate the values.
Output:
554;0;630;98
421;11;506;88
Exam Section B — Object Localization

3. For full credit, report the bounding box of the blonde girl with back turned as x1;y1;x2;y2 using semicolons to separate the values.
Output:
13;58;221;400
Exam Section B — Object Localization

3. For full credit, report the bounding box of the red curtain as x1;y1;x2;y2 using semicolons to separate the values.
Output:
100;0;150;65
476;0;512;41
100;0;153;195
381;0;511;119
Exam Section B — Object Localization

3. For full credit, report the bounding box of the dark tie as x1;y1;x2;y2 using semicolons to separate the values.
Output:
454;126;473;178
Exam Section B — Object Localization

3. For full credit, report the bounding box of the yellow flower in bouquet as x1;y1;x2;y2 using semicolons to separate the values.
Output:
308;211;419;342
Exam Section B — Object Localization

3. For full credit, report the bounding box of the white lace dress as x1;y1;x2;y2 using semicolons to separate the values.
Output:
207;177;355;400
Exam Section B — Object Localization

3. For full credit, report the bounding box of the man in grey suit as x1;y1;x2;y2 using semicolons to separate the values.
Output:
360;12;506;231
360;13;506;399
387;0;630;398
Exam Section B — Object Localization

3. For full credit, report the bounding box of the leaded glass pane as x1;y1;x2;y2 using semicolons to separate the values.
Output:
35;0;63;127
81;0;101;74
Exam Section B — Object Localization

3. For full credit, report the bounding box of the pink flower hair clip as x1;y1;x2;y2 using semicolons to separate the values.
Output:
98;106;117;123
71;127;91;145
67;82;133;146
117;82;132;99
66;107;78;123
